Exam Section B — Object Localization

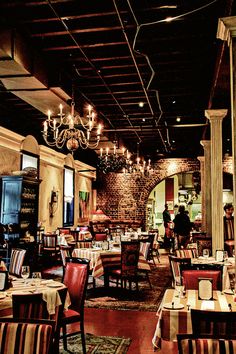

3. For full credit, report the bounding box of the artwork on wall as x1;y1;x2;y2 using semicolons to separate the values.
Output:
79;191;90;222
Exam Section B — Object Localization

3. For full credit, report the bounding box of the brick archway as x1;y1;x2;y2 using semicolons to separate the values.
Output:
97;158;200;227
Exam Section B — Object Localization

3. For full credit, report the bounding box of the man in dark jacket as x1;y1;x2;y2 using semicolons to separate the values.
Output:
173;205;191;248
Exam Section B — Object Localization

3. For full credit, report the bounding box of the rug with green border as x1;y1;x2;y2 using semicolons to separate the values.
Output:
59;333;131;354
85;254;172;312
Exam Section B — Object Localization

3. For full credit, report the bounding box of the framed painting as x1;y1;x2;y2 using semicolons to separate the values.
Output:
78;191;90;223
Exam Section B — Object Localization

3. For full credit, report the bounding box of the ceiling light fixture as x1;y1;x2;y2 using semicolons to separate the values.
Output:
42;100;102;152
139;101;144;107
122;143;153;177
97;144;129;174
176;117;181;122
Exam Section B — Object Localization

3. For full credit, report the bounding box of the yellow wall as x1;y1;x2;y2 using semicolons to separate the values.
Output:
0;127;96;232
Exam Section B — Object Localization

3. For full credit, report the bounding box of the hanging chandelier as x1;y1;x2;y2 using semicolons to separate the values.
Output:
42;101;102;152
122;143;154;177
97;145;128;173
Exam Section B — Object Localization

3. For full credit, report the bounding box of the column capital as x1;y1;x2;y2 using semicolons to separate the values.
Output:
200;140;211;150
217;17;236;42
197;156;204;163
205;109;227;122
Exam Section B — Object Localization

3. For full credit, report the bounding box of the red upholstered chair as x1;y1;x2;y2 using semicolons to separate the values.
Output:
0;319;55;354
9;248;26;277
107;241;140;291
182;269;222;290
94;233;107;241
191;309;236;336
60;257;90;354
177;334;236;354
58;227;71;235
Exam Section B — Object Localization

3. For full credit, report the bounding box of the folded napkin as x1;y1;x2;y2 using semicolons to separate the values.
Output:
42;288;62;315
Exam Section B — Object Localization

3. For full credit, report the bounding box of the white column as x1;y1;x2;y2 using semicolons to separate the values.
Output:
217;16;236;276
197;156;206;232
200;140;212;237
205;110;227;255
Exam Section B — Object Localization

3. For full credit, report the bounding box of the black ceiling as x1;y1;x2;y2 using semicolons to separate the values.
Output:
0;0;235;166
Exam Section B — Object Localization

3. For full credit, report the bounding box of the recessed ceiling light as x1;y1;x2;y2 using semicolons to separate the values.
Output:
176;117;181;122
139;102;144;108
227;138;230;141
172;140;175;143
172;100;176;104
142;118;146;122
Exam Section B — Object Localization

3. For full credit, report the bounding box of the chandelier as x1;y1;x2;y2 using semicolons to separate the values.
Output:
97;145;128;173
42;101;102;152
122;143;154;177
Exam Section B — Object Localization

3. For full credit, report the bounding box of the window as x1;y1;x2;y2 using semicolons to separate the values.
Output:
21;152;39;178
63;167;74;226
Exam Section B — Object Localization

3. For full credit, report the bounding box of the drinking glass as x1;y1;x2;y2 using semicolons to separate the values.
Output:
175;276;184;298
21;266;30;285
224;251;228;262
203;249;209;258
32;272;42;292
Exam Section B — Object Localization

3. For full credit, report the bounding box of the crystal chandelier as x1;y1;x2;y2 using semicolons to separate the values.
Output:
42;101;102;152
97;145;128;173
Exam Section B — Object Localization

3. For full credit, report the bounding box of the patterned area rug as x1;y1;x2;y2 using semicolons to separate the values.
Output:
85;254;172;312
59;333;131;354
42;253;172;312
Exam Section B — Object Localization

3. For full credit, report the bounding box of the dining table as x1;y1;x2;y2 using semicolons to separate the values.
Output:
0;277;70;318
72;246;151;279
152;288;236;351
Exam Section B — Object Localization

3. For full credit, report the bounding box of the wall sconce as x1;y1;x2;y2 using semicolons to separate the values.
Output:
49;188;58;217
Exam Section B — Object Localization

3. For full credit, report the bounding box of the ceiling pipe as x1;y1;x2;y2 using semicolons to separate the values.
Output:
102;123;208;132
46;0;142;144
113;0;168;152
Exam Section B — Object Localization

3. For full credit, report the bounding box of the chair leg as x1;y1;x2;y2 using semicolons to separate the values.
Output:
146;271;152;289
80;321;86;354
62;324;67;350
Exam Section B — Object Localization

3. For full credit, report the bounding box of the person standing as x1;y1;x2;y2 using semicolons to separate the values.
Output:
173;205;191;248
224;203;234;256
163;203;172;248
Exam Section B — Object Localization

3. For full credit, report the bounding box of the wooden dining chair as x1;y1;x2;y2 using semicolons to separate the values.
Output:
168;255;191;286
42;234;60;264
107;241;140;291
9;248;26;277
177;334;236;354
12;289;67;353
0;319;55;354
175;248;197;258
60;257;90;354
191;309;236;336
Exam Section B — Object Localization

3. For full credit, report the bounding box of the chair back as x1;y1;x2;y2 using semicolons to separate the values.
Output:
181;263;223;290
177;334;236;354
63;257;90;314
58;227;71;235
168;255;191;283
191;309;236;336
42;234;58;249
176;248;197;258
76;240;93;248
121;241;140;277
140;241;151;260
0;319;55;354
9;248;26;277
12;288;67;330
94;233;107;241
195;237;212;256
60;246;71;268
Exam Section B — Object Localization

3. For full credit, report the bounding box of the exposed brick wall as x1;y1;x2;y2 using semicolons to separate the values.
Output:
96;158;200;227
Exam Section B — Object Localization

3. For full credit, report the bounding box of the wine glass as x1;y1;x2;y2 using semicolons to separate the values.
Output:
32;272;42;292
175;276;184;298
203;249;209;258
21;266;30;286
